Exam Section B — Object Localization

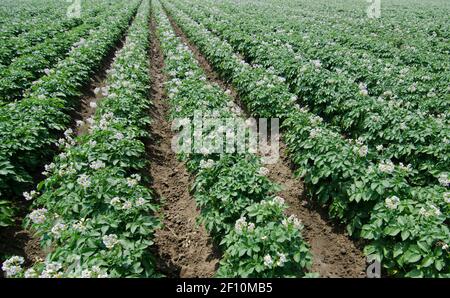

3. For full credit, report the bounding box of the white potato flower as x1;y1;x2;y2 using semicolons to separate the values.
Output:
90;160;106;170
2;256;25;277
277;252;287;267
378;160;395;174
77;174;91;188
51;223;67;238
136;197;146;207
234;217;247;234
29;208;48;224
102;234;119;249
385;196;400;210
263;255;273;267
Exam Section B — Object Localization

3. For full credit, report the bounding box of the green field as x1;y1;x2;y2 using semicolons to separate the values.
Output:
0;0;448;278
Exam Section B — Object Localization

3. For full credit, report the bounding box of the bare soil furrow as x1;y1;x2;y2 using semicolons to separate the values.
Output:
74;38;126;136
148;15;219;278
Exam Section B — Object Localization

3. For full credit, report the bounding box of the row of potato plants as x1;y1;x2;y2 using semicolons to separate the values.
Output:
240;0;449;70
0;0;141;209
207;0;449;70
173;0;449;145
170;0;449;189
187;0;449;116
0;2;118;102
0;14;86;70
161;1;450;277
0;0;72;44
1;0;161;278
154;1;313;278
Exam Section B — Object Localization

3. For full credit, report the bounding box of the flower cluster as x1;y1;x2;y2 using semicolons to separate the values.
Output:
419;204;442;218
281;214;303;230
51;222;67;238
272;196;285;206
357;145;368;157
29;208;48;224
234;217;255;234
378;160;395;174
444;192;450;204
77;174;92;188
126;174;141;187
309;127;321;139
23;190;38;201
438;173;449;187
385;196;400;210
199;159;215;169
263;252;287;268
102;234;119;249
72;218;88;233
80;266;108;278
90;160;106;170
2;256;24;277
40;262;63;278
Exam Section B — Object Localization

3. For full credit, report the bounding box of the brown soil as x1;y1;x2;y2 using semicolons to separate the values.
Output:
147;15;219;278
165;10;367;278
0;227;47;264
74;10;140;136
265;143;367;277
0;206;47;278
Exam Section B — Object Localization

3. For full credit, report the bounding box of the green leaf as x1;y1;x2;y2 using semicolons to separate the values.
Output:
405;269;423;278
421;256;433;268
404;251;421;264
385;226;401;236
400;230;410;241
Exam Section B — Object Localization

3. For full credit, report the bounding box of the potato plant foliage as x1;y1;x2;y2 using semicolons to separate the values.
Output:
0;0;448;279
